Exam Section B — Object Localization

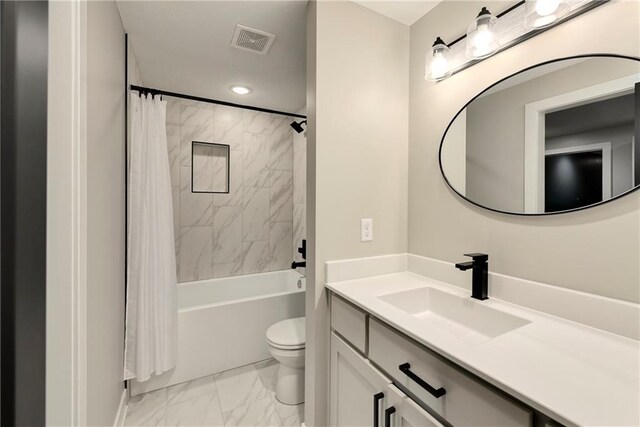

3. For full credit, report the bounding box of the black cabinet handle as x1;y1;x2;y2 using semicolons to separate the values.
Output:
399;363;446;398
384;406;396;427
373;392;384;427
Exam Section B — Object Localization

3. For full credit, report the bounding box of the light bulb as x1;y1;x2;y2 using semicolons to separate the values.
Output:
430;52;449;80
535;0;560;16
425;37;451;81
525;0;569;28
472;24;494;57
465;7;499;59
229;85;251;95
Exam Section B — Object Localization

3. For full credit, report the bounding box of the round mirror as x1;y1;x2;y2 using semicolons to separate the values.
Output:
439;54;640;215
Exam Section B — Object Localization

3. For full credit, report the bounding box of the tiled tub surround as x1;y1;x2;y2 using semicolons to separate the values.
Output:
166;96;306;282
124;359;304;427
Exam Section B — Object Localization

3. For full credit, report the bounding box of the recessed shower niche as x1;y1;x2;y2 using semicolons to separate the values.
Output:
191;141;230;193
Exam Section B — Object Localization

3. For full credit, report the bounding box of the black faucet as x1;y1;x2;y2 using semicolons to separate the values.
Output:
455;253;489;300
291;239;306;269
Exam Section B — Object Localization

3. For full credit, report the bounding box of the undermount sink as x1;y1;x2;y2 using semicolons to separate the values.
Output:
379;287;530;344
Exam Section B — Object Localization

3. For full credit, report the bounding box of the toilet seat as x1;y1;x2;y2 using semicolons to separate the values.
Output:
266;317;305;350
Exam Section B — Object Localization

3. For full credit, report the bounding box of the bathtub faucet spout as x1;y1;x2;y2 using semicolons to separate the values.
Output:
291;261;306;269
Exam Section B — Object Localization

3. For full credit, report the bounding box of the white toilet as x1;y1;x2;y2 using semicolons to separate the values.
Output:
266;317;305;405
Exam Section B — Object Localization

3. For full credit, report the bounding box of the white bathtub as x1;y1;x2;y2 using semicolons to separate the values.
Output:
131;270;305;395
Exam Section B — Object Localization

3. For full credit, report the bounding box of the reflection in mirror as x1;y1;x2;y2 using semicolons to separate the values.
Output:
440;56;640;215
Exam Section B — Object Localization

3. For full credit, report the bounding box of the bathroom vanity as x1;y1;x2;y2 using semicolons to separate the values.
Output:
326;264;640;427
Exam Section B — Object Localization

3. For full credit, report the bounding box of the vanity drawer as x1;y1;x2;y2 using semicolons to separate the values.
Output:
331;294;367;353
369;318;532;427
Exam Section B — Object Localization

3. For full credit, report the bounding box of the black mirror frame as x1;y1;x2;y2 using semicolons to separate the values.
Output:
438;53;640;216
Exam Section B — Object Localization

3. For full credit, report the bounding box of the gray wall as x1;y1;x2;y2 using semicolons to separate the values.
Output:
409;0;640;303
86;1;126;424
306;2;409;424
464;58;638;212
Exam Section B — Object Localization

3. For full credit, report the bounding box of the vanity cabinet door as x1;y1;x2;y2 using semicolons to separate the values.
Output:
385;384;444;427
330;332;391;427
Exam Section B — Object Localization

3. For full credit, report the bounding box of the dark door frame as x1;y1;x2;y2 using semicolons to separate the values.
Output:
0;1;48;425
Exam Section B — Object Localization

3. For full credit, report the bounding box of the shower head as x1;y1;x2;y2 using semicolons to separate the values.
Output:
290;120;307;134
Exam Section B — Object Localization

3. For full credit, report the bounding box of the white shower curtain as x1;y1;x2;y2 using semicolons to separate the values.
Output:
125;93;177;382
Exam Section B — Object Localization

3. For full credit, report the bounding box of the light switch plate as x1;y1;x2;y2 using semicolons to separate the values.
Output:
361;218;373;242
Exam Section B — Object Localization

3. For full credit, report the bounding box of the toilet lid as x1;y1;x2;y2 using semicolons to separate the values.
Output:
267;317;305;349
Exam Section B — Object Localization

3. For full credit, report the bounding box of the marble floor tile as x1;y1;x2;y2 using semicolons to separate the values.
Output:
125;388;167;427
214;364;270;413
271;397;303;424
254;359;278;393
124;360;302;427
281;412;303;427
166;392;225;427
222;396;283;427
167;375;218;405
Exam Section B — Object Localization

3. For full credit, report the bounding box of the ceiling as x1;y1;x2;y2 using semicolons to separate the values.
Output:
116;1;307;113
351;1;442;26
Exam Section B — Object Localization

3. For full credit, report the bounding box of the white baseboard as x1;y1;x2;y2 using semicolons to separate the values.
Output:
114;389;127;427
326;253;407;283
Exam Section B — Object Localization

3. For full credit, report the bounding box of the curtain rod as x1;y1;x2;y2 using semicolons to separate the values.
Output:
130;85;307;119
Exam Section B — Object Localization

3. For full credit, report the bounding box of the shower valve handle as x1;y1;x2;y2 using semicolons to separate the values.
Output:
297;239;306;260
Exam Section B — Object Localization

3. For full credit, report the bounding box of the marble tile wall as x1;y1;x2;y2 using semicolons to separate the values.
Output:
166;96;304;282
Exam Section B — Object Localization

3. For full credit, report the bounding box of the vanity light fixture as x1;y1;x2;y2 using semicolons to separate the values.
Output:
465;7;499;59
425;37;452;81
229;85;252;95
524;0;569;28
423;0;607;82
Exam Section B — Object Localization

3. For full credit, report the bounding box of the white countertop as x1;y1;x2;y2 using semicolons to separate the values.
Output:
326;272;640;427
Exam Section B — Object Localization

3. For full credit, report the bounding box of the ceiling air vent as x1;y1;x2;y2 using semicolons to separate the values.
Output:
231;24;276;55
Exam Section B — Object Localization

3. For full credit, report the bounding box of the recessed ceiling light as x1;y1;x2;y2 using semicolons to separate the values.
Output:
230;85;252;95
